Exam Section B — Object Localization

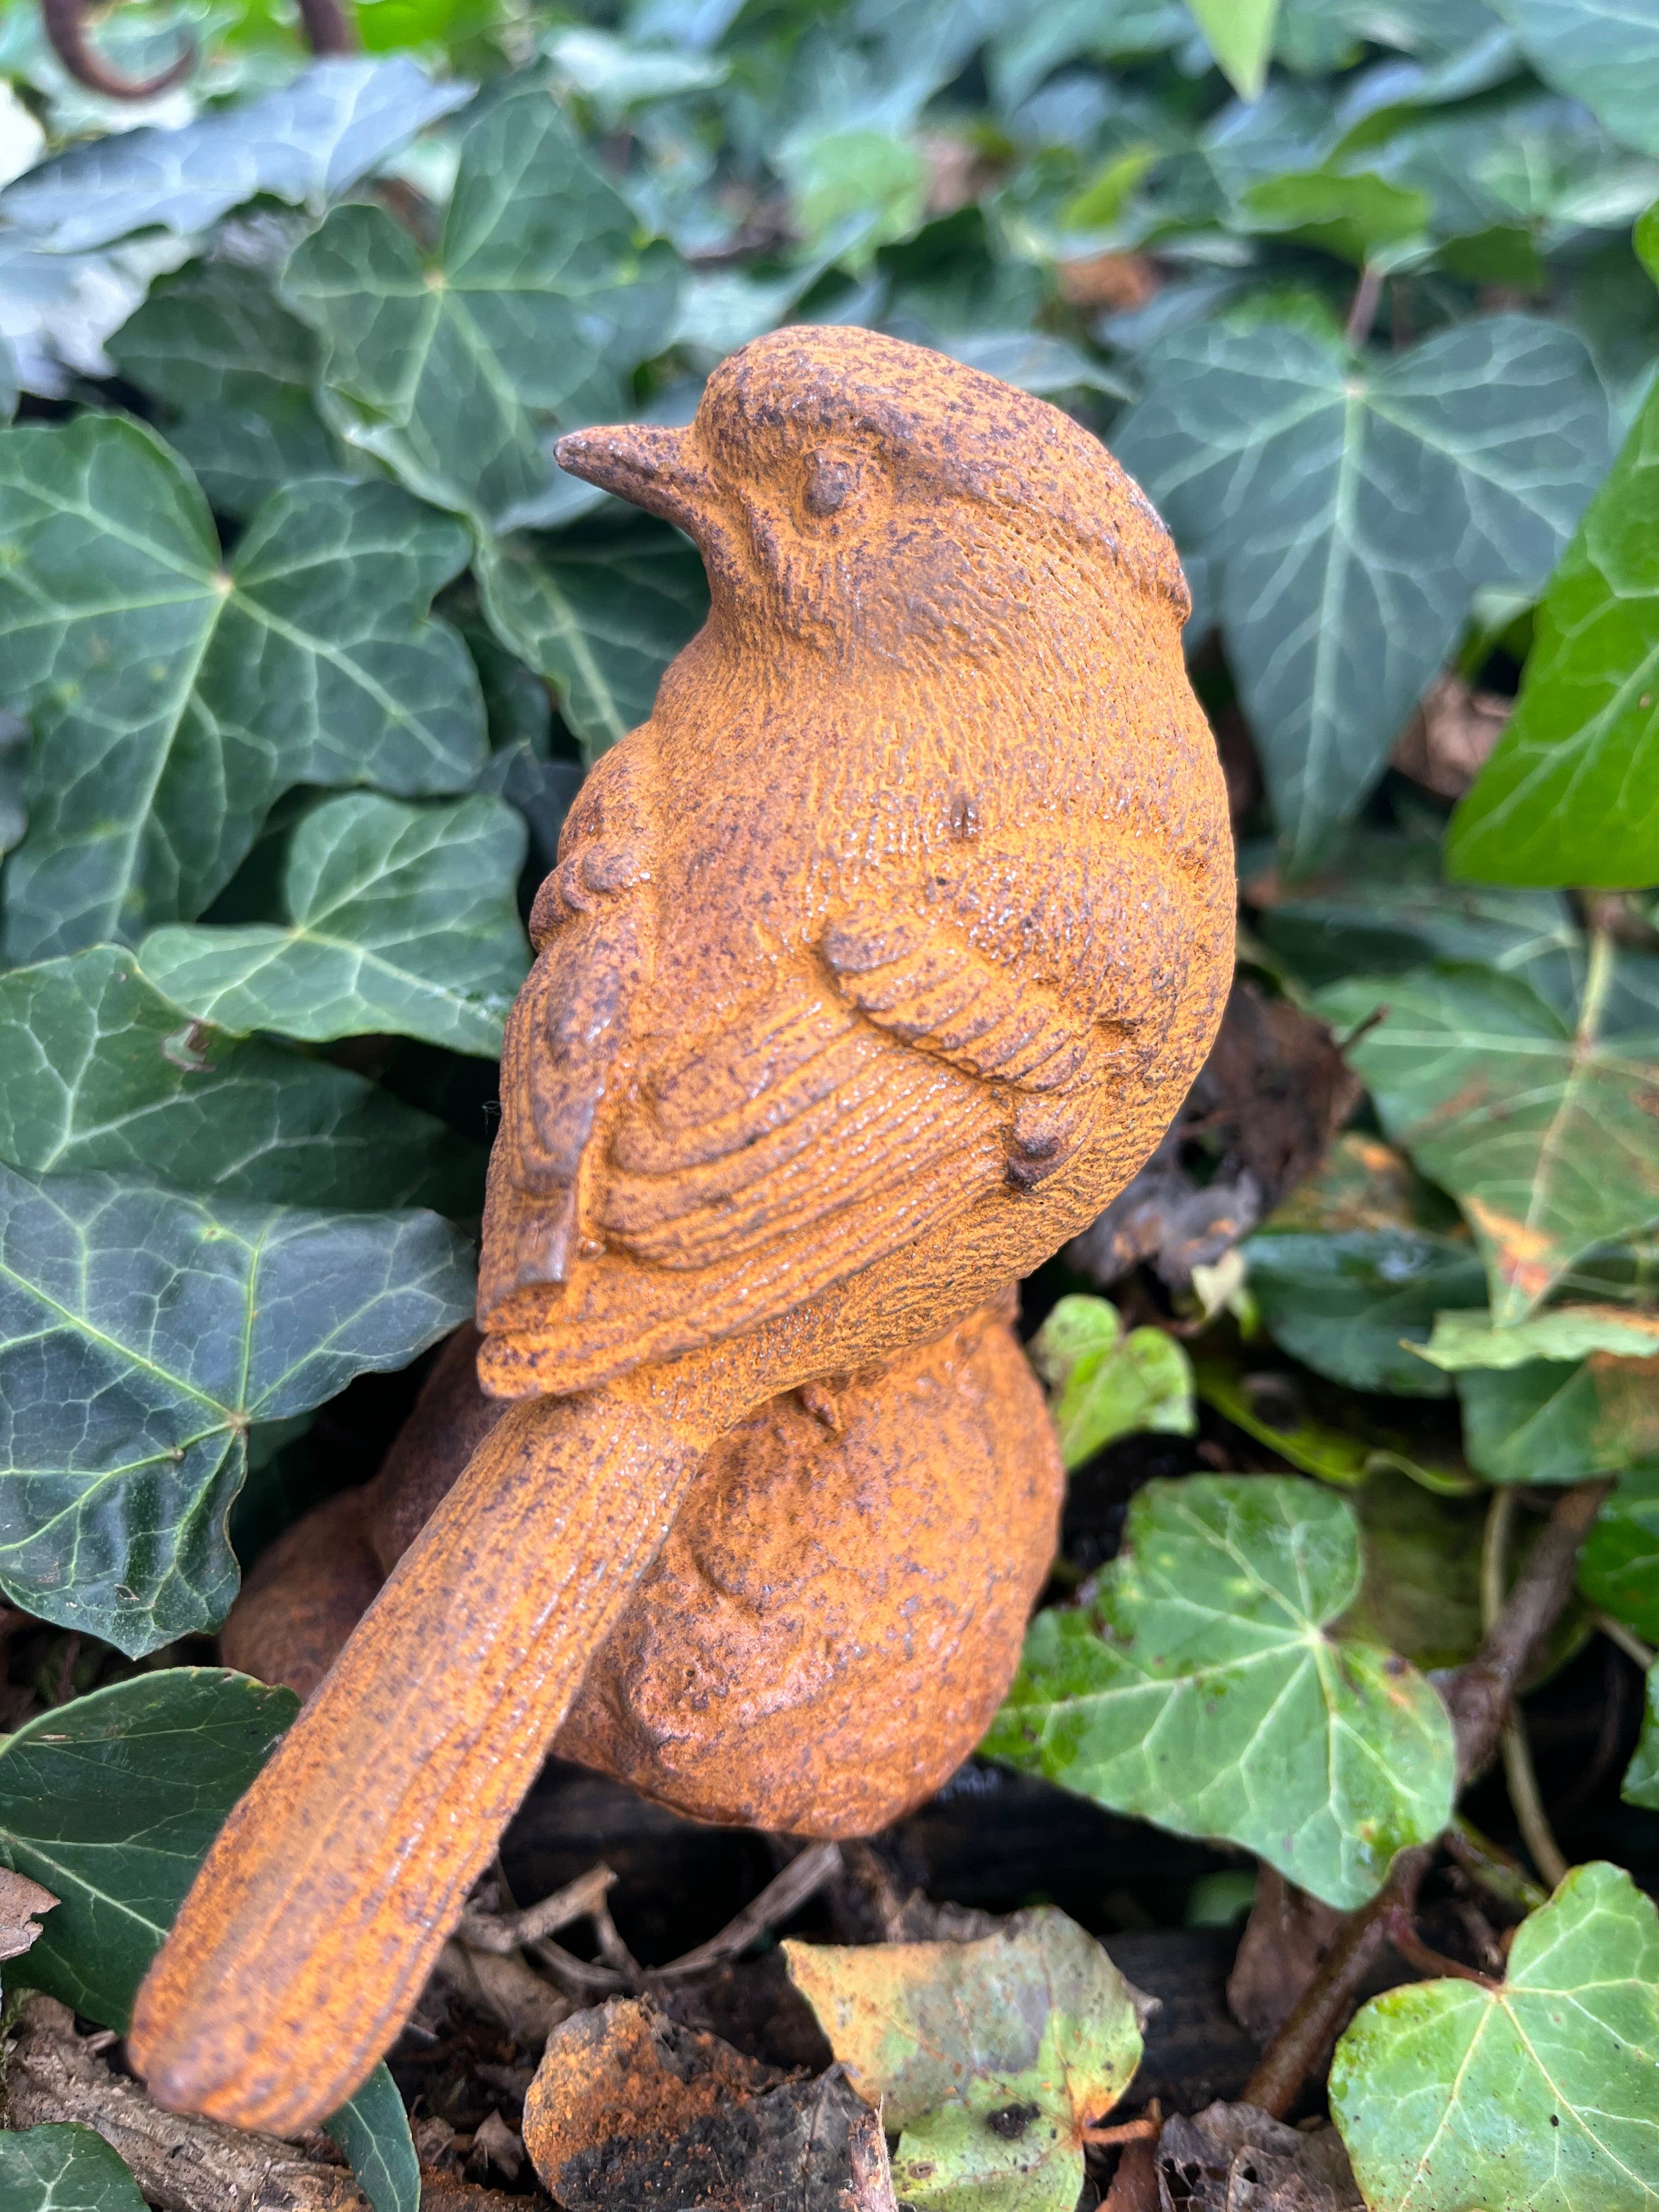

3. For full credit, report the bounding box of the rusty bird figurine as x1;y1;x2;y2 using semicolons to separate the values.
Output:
131;325;1233;2130
222;1296;1065;1835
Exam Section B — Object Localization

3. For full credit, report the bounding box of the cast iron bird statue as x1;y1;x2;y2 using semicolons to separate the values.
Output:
131;325;1234;2131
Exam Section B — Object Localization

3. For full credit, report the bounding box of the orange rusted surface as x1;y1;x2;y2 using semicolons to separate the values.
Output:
222;1300;1062;1834
132;325;1232;2132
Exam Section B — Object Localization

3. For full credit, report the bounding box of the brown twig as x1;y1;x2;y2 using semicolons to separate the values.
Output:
1100;2134;1160;2212
1384;1904;1498;1989
1597;1611;1656;1672
295;0;357;51
1345;264;1385;350
1445;1816;1548;1916
40;0;193;98
457;1864;616;1954
509;1843;844;2001
1244;1479;1607;2116
645;1841;843;1982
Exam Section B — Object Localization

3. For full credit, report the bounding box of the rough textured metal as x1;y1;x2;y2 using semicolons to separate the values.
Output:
132;325;1233;2134
222;1300;1064;1835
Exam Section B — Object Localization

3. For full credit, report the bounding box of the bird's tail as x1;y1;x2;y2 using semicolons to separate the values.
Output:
129;1381;704;2135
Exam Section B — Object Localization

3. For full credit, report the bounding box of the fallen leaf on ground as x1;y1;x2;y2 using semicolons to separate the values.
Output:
786;1906;1148;2212
1225;1870;1347;2049
1156;2101;1363;2211
0;1865;55;1962
1391;672;1510;799
521;1993;894;2210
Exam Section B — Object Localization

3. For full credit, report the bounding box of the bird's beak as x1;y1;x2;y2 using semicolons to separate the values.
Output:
554;423;720;541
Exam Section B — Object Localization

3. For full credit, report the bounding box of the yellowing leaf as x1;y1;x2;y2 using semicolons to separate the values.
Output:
785;1909;1146;2212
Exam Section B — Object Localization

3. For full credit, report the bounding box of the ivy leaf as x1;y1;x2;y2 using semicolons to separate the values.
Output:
1254;836;1592;1020
1449;378;1659;890
1187;0;1281;100
1239;170;1431;267
0;1670;418;2212
0;1671;294;2025
109;259;337;522
1579;1465;1659;1641
0;2128;146;2211
1459;1356;1659;1483
1496;0;1659;157
1623;1668;1659;1808
323;2065;422;2212
475;522;708;758
984;1476;1457;1909
785;1908;1147;2212
1030;1295;1195;1469
0;58;472;252
1245;1230;1488;1397
1317;964;1659;1324
141;793;530;1059
281;77;682;528
1114;316;1611;870
0;945;479;1213
0;416;486;962
1419;1305;1659;1369
1195;1351;1474;1493
0;1170;474;1652
1330;1861;1659;2210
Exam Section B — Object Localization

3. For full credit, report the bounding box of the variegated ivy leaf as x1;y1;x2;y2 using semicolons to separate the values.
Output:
0;415;486;962
984;1476;1456;1909
281;75;682;529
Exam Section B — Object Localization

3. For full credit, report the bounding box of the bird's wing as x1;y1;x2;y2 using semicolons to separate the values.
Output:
596;902;1096;1275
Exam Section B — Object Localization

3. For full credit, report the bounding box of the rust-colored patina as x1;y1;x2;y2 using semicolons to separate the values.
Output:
222;1298;1064;1835
131;324;1233;2132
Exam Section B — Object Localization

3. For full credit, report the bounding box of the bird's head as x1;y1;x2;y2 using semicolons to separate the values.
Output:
555;325;1188;668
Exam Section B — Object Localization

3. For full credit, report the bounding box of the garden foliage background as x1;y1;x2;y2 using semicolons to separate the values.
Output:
0;0;1654;2205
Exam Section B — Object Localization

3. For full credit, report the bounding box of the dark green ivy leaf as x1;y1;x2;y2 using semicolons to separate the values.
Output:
1497;0;1659;157
0;2127;146;2212
0;1171;474;1652
0;945;482;1212
140;792;531;1059
1114;315;1612;870
0;1669;418;2212
282;76;684;529
110;259;338;522
1318;962;1659;1323
1579;1464;1659;1640
1245;1229;1488;1396
0;416;487;961
475;522;708;757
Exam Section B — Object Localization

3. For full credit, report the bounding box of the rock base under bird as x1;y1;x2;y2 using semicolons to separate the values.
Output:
222;1297;1064;1836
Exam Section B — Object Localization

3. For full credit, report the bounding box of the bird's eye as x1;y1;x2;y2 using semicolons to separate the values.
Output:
797;444;879;529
